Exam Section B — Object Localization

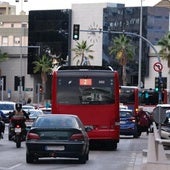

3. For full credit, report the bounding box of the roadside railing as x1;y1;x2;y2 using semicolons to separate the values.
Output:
141;122;170;170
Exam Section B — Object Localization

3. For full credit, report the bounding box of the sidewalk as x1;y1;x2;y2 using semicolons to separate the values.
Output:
133;136;170;170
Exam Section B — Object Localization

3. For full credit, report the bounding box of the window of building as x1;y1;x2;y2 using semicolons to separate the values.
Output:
14;37;20;44
2;36;8;46
21;23;27;28
14;76;25;91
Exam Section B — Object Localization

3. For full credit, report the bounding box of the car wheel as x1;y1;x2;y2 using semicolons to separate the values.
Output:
79;155;86;164
86;152;89;161
110;141;117;151
133;127;140;138
133;133;139;138
8;135;12;141
26;152;36;163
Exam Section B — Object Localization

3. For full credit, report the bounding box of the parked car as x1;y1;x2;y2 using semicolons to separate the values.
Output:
161;125;170;139
161;110;170;140
120;109;139;138
0;101;16;122
25;109;44;130
26;114;90;164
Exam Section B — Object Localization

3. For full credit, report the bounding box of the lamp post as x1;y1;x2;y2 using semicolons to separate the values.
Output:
15;0;28;103
138;0;143;89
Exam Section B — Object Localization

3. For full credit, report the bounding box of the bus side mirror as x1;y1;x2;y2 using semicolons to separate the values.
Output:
85;126;93;132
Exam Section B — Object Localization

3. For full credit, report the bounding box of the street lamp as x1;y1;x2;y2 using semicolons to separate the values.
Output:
18;23;26;103
138;0;143;89
15;0;28;103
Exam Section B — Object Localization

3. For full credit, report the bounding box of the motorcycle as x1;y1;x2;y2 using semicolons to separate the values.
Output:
14;124;26;148
9;118;27;148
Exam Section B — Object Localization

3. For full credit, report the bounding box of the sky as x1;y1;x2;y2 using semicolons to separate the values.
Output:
0;0;162;14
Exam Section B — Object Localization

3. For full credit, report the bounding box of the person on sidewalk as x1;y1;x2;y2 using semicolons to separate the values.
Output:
136;107;150;135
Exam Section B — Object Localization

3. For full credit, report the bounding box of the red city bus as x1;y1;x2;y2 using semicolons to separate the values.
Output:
119;86;139;115
52;66;120;150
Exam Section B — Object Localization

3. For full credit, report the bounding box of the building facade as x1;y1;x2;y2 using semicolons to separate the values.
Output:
71;3;169;86
0;2;170;103
0;1;16;15
0;5;30;102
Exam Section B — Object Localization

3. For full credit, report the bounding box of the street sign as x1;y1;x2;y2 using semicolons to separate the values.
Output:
153;62;163;72
152;106;166;124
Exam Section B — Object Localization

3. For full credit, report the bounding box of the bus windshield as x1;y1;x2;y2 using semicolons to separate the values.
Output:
57;76;114;105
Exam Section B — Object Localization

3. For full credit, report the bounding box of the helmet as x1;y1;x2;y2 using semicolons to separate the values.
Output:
15;103;22;112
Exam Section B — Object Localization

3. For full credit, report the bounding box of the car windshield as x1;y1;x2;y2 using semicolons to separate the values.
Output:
33;116;79;128
0;104;14;110
29;111;42;118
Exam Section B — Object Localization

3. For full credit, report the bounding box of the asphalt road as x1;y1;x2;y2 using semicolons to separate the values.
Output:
0;125;148;170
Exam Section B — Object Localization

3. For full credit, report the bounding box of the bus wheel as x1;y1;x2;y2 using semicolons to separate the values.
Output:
111;142;117;151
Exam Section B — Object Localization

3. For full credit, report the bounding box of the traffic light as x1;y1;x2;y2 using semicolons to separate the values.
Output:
155;77;159;92
73;24;80;40
144;91;149;98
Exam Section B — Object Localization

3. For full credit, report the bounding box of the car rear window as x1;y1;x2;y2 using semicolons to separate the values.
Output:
120;111;133;117
34;116;79;128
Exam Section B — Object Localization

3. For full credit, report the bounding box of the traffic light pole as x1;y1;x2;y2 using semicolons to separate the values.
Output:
37;83;40;109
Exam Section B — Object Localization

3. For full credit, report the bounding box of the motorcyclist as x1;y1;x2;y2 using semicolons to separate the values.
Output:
8;103;29;140
0;110;6;122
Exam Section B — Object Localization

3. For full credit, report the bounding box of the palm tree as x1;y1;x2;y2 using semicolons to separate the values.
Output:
109;34;135;85
72;40;94;65
0;50;8;76
158;31;170;68
33;54;52;103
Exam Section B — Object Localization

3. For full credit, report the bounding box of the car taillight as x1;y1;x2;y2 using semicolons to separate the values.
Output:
16;124;20;128
128;117;136;122
70;133;84;141
27;132;40;140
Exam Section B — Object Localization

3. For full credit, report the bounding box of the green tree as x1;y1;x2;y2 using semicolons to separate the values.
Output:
109;34;135;85
158;31;170;68
0;50;8;76
72;40;94;65
33;54;52;103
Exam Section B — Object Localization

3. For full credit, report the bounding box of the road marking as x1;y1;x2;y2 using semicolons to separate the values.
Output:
8;163;22;169
0;163;22;170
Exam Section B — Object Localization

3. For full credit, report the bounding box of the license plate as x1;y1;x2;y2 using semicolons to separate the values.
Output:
15;128;21;133
46;146;65;151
